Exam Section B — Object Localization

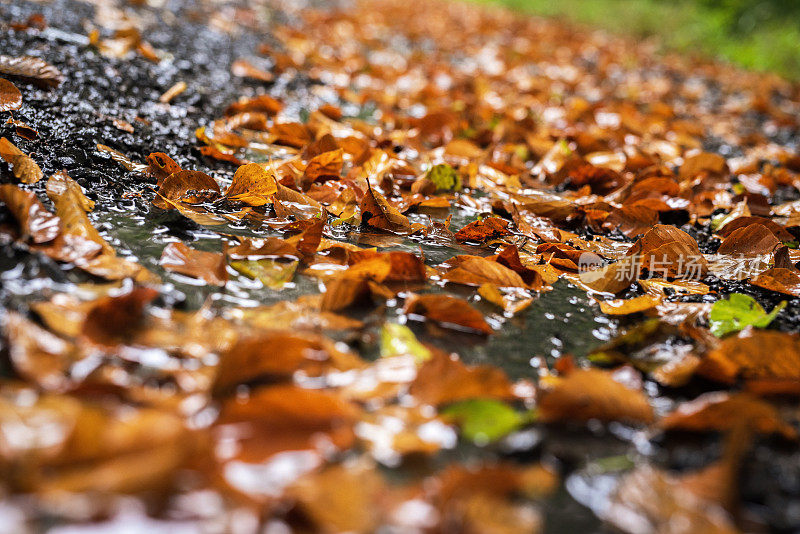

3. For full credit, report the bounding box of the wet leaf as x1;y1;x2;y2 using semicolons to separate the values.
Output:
751;267;800;297
0;137;43;183
0;184;60;243
427;163;461;191
717;223;780;256
403;293;493;335
0;55;63;87
0;77;22;111
699;329;800;384
442;399;531;444
454;216;511;243
380;322;432;362
360;182;412;234
224;162;277;205
709;293;785;337
231;258;297;288
80;287;159;347
160;242;228;285
153;170;221;209
409;352;513;406
538;369;654;424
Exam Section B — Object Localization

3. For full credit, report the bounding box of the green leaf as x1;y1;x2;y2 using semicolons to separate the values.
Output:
709;293;786;337
231;259;297;289
442;399;532;444
426;163;461;191
380;322;432;362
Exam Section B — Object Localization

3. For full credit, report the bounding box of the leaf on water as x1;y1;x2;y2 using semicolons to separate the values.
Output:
454;216;511;243
153;170;221;209
442;399;531;444
160;242;228;286
661;392;796;439
145;152;182;186
224;162;277;205
216;384;360;462
0;55;63;87
409;352;513;406
478;283;534;315
0;136;43;183
0;184;60;243
0;78;22;111
80;287;159;347
213;331;364;394
598;294;662;315
231;258;297;288
440;255;528;288
538;368;654;424
46;170;94;212
380;322;432;362
359;181;412;234
708;293;785;337
403;293;493;335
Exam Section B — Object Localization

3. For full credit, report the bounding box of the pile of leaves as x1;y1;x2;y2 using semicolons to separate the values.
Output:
2;0;800;531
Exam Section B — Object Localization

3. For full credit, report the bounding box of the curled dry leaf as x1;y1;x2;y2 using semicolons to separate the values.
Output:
224;162;277;205
538;369;654;424
409;352;513;406
160;242;228;286
0;77;22;111
0;136;43;184
0;184;60;243
0;55;63;87
403;293;493;335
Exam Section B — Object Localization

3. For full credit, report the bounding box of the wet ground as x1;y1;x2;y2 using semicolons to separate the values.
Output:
2;0;800;532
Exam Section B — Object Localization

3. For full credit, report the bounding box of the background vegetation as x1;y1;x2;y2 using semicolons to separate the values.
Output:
473;0;800;80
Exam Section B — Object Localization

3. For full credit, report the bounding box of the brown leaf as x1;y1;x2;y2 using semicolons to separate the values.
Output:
717;216;794;242
538;368;654;424
751;267;800;297
454;216;511;243
160;242;228;285
145;152;182;186
46;170;94;212
0;55;63;87
360;182;412;234
216;384;359;462
271;121;311;148
698;329;800;384
153;170;221;209
80;287;159;347
440;255;528;288
717;223;780;256
0;184;60;243
0;78;22;111
303;148;344;186
224;162;277;205
496;244;546;289
661;392;796;439
679;152;727;180
628;224;708;278
403;293;493;335
604;205;659;237
0;137;43;183
224;94;283;116
4;312;78;390
231;59;273;82
409;352;513;405
213;331;364;394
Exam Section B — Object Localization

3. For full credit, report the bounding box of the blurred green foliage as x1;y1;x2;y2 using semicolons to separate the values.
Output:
472;0;800;79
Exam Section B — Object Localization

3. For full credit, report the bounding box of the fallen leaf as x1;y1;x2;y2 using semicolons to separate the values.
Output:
0;77;22;111
0;184;60;243
409;352;513;405
224;162;277;205
699;329;800;384
0;137;43;183
403;293;493;335
708;293;785;337
360;182;412;234
538;368;653;424
440;255;528;288
153;170;221;209
442;399;531;444
454;216;511;243
751;267;800;297
0;55;63;87
80;287;159;347
717;223;780;256
160;242;228;285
